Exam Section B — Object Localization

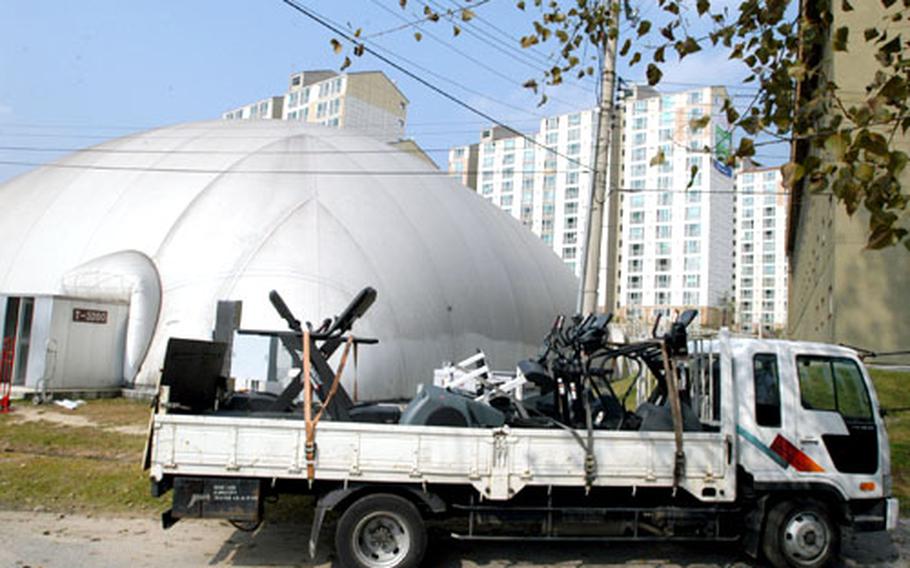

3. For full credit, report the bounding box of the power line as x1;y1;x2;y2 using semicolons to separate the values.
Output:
0;159;803;197
365;0;588;109
278;0;596;173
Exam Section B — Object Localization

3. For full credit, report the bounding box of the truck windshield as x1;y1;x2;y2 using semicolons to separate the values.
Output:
796;356;873;421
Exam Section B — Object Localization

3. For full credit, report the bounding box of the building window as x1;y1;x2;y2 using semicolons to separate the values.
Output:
656;242;671;255
657;209;671;222
500;195;513;207
546;132;559;145
685;240;700;254
630;211;645;224
656;258;671;272
684;256;700;271
683;291;699;305
684;274;700;288
568;128;581;141
658;191;672;205
628;275;642;290
565;187;579;199
568;113;581;126
685;224;701;237
655;225;671;239
630;243;644;257
655;275;671;289
563;247;576;260
686;205;701;220
630;227;644;240
630;194;645;208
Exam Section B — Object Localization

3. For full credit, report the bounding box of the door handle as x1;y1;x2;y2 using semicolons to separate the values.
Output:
800;438;820;445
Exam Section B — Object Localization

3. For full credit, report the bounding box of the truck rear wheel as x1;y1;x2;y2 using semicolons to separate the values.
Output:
762;499;839;568
335;493;427;568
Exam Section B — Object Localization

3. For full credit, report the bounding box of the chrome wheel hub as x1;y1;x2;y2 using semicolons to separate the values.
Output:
352;511;411;567
782;511;830;565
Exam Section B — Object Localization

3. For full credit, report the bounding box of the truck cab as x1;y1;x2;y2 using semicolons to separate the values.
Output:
717;337;897;565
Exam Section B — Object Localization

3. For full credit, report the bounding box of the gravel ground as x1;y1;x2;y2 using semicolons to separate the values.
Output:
0;511;906;568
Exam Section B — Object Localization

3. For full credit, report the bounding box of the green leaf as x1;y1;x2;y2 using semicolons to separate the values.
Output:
620;38;632;56
842;0;854;10
855;162;875;181
867;223;895;249
414;31;423;41
825;133;847;160
330;38;343;54
646;63;662;85
864;28;880;41
696;0;711;15
461;8;475;21
689;115;711;130
637;20;651;36
833;26;849;51
650;148;666;166
737;138;756;158
781;162;805;188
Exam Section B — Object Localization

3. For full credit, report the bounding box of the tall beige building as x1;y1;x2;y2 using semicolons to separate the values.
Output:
787;2;910;363
615;85;735;329
734;167;789;335
223;70;409;142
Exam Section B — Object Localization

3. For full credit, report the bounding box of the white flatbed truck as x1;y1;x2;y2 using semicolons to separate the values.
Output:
145;292;898;568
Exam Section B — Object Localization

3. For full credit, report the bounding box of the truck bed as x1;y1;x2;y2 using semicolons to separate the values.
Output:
149;414;734;502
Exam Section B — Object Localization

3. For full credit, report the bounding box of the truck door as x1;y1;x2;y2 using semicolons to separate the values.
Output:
793;355;878;475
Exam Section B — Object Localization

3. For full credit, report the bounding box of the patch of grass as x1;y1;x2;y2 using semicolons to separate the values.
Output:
0;419;144;459
868;367;910;504
42;397;151;428
0;453;165;514
0;399;160;515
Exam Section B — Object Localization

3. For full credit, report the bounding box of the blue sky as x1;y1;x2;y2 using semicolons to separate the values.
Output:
0;0;785;184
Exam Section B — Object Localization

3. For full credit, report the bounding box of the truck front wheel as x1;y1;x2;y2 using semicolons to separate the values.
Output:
335;493;427;568
762;499;839;568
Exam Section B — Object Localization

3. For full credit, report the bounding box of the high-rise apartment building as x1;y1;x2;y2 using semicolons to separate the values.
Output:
733;167;789;335
457;110;607;283
615;85;735;328
222;96;285;121
223;70;409;142
448;144;479;191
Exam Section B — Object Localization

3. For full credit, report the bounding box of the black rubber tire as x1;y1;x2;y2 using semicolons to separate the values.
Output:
762;499;839;568
334;493;427;568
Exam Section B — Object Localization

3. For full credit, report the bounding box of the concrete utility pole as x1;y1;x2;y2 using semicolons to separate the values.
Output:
579;0;621;315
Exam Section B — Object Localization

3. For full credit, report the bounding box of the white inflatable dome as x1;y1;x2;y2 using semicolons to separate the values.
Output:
0;120;577;399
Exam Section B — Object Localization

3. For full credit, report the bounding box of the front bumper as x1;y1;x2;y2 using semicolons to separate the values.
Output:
886;497;900;531
850;497;899;532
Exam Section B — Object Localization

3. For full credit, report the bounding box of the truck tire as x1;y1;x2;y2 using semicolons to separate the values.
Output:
335;493;427;568
762;499;839;568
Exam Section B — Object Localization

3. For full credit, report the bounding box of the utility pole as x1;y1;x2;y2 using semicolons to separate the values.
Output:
578;0;621;315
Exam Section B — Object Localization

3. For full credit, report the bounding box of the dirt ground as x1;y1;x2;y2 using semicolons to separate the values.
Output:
0;511;906;568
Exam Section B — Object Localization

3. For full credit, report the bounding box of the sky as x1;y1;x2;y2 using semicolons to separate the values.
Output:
0;0;787;184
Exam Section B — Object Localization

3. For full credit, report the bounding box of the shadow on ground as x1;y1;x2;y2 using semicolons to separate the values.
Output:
207;520;902;567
